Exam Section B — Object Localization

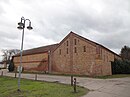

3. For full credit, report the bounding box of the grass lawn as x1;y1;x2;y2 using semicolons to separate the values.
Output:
0;77;88;97
95;74;130;79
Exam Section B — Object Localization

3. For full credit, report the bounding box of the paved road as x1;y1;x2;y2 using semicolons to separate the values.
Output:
1;69;130;97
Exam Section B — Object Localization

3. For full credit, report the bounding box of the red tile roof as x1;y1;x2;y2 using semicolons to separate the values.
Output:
14;44;59;57
14;31;120;58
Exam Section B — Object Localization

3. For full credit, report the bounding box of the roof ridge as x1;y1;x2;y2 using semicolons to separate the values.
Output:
14;43;59;57
23;43;59;51
14;31;120;57
70;31;120;57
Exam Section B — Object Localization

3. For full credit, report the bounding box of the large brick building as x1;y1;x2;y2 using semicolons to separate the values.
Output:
13;44;58;72
13;32;121;76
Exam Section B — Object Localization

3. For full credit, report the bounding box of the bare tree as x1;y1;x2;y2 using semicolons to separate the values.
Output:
2;49;20;64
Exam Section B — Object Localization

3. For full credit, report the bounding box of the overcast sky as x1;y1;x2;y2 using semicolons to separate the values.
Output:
0;0;130;61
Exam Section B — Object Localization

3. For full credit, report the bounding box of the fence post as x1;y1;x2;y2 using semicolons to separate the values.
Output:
1;71;3;76
14;68;17;78
14;72;17;78
74;78;77;93
35;74;37;81
71;75;73;86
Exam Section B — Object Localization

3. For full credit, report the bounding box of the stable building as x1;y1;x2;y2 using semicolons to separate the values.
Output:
13;32;121;76
13;44;58;72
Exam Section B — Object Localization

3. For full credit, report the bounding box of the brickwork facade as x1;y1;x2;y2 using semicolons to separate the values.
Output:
52;32;121;76
52;34;72;73
14;52;48;72
13;44;58;72
13;32;121;76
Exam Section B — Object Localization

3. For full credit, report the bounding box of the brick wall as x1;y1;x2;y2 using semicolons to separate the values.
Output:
52;32;118;76
94;47;117;76
52;38;72;74
52;33;98;75
13;32;120;76
72;37;96;75
13;52;48;72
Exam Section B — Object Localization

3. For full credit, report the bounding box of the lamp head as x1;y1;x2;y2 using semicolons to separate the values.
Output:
27;22;33;30
27;26;33;30
18;22;24;26
18;17;24;26
17;18;24;30
17;25;23;30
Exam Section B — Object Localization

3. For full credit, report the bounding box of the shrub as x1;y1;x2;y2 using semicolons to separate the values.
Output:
112;59;130;74
8;60;15;72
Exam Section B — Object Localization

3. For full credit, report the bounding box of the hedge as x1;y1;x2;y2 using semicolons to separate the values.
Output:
112;59;130;74
8;60;15;72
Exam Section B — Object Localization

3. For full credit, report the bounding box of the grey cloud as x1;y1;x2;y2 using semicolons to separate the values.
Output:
0;0;130;54
31;0;130;53
0;30;18;39
94;29;130;54
0;3;5;15
0;36;20;49
0;0;10;14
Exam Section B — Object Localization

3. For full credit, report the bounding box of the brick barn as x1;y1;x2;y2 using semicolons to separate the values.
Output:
13;32;121;76
13;44;58;72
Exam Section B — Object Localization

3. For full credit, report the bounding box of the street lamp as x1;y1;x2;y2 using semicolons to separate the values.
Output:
17;16;33;91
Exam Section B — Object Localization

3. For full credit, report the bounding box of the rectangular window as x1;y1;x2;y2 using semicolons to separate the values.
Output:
67;48;68;54
96;45;103;59
83;46;86;52
67;41;68;46
96;46;100;54
59;49;61;55
74;39;77;45
107;56;108;62
74;47;77;53
101;49;102;56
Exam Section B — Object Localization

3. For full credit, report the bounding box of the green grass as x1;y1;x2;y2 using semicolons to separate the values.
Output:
0;77;88;97
95;74;130;79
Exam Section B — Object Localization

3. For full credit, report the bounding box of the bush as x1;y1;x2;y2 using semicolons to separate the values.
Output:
112;59;130;74
8;60;15;72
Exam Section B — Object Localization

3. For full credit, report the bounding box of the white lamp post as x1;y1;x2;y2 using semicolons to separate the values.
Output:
17;16;33;91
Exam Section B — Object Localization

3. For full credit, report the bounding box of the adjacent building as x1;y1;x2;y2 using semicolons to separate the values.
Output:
13;32;121;76
13;44;58;72
0;61;6;68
